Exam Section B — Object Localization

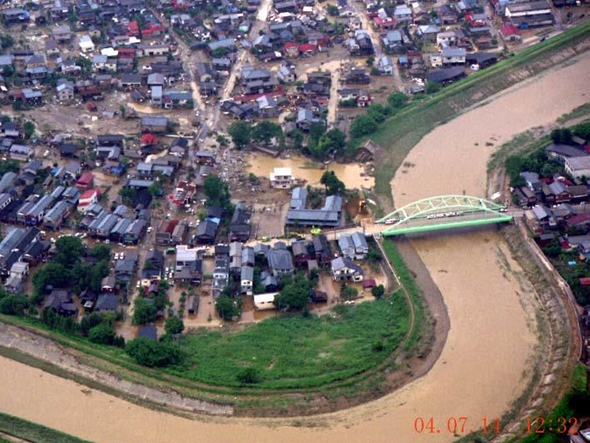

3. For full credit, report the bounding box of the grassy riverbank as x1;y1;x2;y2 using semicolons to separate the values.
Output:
0;412;91;443
367;21;590;211
171;297;409;389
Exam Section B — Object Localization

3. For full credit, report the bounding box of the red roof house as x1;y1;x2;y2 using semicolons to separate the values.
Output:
127;21;140;36
500;24;521;41
284;42;298;58
141;133;158;146
78;189;99;212
298;43;318;56
76;172;95;191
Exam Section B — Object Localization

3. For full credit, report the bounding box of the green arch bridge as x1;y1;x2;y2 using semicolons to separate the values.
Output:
375;195;513;236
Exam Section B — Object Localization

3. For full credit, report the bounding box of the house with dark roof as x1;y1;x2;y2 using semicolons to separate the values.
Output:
43;289;77;316
267;247;294;281
196;220;218;244
230;203;251;242
330;257;364;282
95;293;119;312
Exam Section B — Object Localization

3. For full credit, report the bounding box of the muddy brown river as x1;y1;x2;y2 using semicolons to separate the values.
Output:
0;55;589;443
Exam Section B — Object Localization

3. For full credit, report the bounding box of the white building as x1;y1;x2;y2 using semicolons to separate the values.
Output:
78;189;99;213
565;156;590;179
79;35;95;53
253;292;278;310
270;167;294;189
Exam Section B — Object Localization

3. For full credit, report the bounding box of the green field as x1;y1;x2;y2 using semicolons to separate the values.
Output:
0;412;92;443
169;296;410;389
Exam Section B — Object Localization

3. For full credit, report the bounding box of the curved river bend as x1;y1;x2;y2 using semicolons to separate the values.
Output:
0;54;589;443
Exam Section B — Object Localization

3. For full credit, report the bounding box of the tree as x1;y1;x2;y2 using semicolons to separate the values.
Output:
426;82;442;94
251;121;283;145
289;129;304;150
23;121;35;139
80;312;103;336
227;121;251;149
349;114;378;138
371;285;385;299
216;295;241;321
341;285;358;300
119;186;136;206
367;104;391;123
132;298;157;325
148;181;162;197
274;275;312;311
317;128;347;158
368;248;382;263
550;128;573;145
125;338;182;367
203;175;231;210
236;367;261;384
0;295;29;315
119;105;126;118
165;316;185;336
387;92;408;110
320;171;346;196
326;4;339;15
0;34;14;49
32;262;71;297
92;244;111;262
573;122;590;141
89;323;116;345
366;56;375;67
55;236;84;267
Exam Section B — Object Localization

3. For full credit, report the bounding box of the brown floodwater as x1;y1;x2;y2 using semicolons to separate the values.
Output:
0;55;588;443
246;153;375;190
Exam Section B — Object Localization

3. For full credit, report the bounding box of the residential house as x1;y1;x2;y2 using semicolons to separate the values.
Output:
43;200;72;230
43;289;78;316
76;172;94;191
267;247;294;281
141;116;169;133
174;245;202;285
78;189;99;213
95;293;119;313
351;232;369;259
338;235;356;260
196;220;218;244
394;5;412;22
241;266;254;295
565;156;590;180
296;108;324;131
52;25;71;42
430;48;467;67
212;255;229;297
504;0;554;27
270;167;293;189
331;257;364;282
56;82;74;101
79;35;95;53
426;67;466;85
417;25;440;43
253;292;278;310
9;144;33;162
291;240;311;267
230;203;251;242
9;261;28;280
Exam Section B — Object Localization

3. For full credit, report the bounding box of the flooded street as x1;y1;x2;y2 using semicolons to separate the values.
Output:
246;153;375;190
0;55;588;443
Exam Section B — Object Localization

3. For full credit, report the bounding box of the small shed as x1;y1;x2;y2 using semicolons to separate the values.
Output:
362;279;376;289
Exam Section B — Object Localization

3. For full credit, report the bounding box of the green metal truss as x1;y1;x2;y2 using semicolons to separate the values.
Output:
375;195;512;236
